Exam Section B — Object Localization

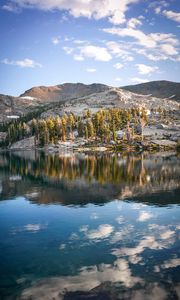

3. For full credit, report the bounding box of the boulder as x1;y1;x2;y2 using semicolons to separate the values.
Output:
10;137;35;150
151;139;177;147
157;124;168;129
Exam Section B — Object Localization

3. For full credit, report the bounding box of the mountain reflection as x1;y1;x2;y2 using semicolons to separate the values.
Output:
0;151;180;206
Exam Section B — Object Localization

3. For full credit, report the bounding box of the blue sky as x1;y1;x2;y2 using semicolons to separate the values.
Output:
0;0;179;96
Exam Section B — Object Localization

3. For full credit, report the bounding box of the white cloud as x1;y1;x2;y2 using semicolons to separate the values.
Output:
161;258;180;269
2;58;42;68
131;77;148;84
163;10;180;23
86;68;96;73
103;27;179;62
24;224;42;232
63;47;74;54
136;63;159;75
80;45;112;62
4;0;141;25
155;7;161;14
160;44;178;55
106;41;134;61
20;258;143;299
113;63;124;69
160;230;175;240
103;27;157;49
127;17;142;28
11;223;46;234
86;224;114;240
52;37;60;45
137;211;153;221
135;48;169;61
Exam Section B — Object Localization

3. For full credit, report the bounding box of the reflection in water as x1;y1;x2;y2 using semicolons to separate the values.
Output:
0;151;179;300
0;151;180;206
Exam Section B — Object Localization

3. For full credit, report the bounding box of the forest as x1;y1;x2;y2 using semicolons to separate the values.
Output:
5;107;149;146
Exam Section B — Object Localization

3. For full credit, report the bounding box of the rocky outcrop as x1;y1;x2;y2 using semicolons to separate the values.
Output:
10;137;35;150
151;139;177;147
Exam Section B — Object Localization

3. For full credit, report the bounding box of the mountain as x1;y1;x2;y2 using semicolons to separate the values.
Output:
0;93;47;124
0;82;179;125
20;83;109;102
122;80;180;101
40;87;179;119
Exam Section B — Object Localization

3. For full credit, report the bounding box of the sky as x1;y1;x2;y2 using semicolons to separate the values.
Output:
0;0;179;96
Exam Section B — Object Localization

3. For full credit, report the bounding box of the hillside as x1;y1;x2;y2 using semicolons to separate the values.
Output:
40;87;180;119
0;81;180;126
20;83;109;102
122;80;180;101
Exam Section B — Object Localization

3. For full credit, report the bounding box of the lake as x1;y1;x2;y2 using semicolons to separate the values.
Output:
0;151;180;300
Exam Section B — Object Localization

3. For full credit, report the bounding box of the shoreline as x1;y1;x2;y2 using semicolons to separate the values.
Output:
0;141;179;154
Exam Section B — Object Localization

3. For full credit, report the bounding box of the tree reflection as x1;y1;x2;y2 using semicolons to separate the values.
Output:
0;152;180;206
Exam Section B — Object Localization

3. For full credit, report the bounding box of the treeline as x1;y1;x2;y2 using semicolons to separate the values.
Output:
6;108;148;146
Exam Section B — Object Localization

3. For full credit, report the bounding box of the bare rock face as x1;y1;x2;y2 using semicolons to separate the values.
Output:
10;137;35;150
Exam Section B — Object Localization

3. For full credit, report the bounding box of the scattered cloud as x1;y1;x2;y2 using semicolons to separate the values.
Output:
103;27;179;62
106;41;134;61
138;211;153;221
52;37;60;45
161;258;180;269
103;27;157;49
59;243;66;250
79;45;112;62
20;257;143;300
160;44;178;55
1;58;42;68
63;47;74;54
24;224;42;232
127;17;142;28
163;10;180;23
113;63;124;69
136;63;159;75
85;224;114;240
160;229;175;240
11;223;46;234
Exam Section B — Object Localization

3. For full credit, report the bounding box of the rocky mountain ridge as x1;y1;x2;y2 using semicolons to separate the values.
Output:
0;81;179;124
122;80;180;101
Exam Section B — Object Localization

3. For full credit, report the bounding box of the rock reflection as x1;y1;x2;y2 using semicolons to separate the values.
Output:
0;152;180;206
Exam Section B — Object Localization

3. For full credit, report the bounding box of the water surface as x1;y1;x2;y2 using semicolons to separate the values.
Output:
0;151;180;299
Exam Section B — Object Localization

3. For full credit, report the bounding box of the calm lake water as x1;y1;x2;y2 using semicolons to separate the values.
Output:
0;151;180;300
